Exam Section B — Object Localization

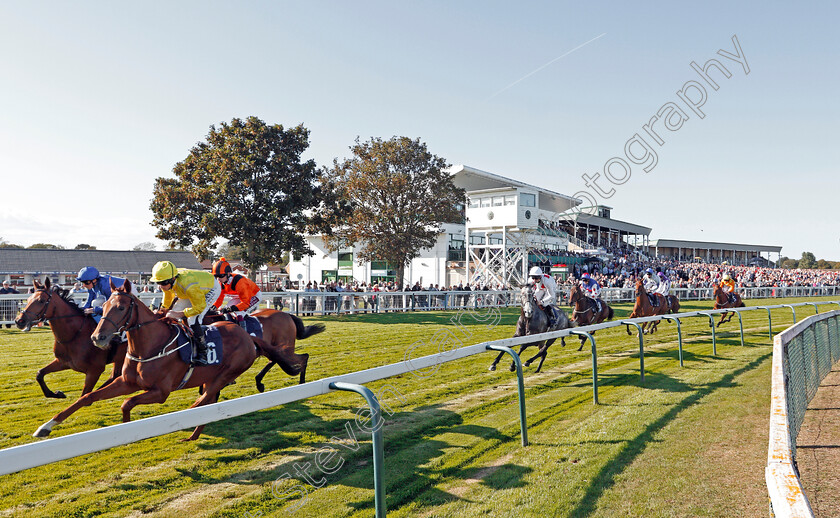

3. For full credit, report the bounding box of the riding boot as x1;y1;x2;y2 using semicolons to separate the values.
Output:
191;322;209;365
237;314;247;331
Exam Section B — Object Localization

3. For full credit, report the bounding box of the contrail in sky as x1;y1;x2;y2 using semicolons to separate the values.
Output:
486;32;607;102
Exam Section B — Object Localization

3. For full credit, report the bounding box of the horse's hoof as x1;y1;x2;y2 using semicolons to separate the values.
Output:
488;365;496;371
524;361;532;367
509;365;516;372
256;383;265;393
33;429;51;438
49;391;66;399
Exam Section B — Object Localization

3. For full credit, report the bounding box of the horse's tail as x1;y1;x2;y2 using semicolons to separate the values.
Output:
607;306;614;321
290;313;326;339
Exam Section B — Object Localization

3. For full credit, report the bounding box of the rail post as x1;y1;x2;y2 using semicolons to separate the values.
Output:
570;330;598;404
485;344;529;446
329;382;386;518
735;310;745;347
698;312;717;356
757;307;772;339
662;316;684;367
807;302;819;315
783;304;796;324
619;321;645;382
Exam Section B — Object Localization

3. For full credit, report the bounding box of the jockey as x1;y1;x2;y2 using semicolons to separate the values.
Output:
655;271;671;297
580;272;603;312
76;266;137;323
528;266;558;327
211;257;263;329
150;260;221;365
720;273;737;303
642;268;660;306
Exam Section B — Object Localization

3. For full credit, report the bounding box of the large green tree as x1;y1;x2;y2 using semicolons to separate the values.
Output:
319;136;465;287
799;251;816;269
151;117;323;278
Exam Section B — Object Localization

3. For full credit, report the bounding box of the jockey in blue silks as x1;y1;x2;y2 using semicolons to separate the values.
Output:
76;266;136;323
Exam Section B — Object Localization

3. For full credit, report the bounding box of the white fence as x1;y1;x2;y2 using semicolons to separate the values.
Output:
766;310;840;517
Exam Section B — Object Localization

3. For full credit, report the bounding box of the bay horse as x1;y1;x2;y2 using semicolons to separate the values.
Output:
568;283;614;350
205;308;324;391
489;284;573;373
32;279;265;440
626;280;668;335
14;278;126;399
665;293;681;314
712;283;744;327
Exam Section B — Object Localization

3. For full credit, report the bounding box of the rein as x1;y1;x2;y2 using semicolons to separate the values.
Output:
21;289;88;344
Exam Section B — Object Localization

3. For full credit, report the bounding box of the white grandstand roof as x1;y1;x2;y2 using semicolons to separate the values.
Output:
449;164;580;214
650;239;782;253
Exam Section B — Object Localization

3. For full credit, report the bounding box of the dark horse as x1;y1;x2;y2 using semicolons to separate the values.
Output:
712;283;744;327
568;283;614;350
15;278;126;399
206;308;324;391
665;292;681;315
32;279;266;440
626;279;668;334
489;284;573;373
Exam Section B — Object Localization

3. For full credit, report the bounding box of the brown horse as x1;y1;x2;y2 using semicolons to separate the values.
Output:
712;283;745;327
32;279;261;440
665;293;681;314
568;283;614;350
626;279;668;334
206;308;324;391
15;278;126;399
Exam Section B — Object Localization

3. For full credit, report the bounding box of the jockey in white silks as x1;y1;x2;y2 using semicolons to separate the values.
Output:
655;271;671;296
642;268;661;306
528;266;558;327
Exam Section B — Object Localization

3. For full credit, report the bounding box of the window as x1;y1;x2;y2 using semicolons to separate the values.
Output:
480;197;491;208
492;196;504;207
504;195;516;206
520;193;536;207
469;197;479;208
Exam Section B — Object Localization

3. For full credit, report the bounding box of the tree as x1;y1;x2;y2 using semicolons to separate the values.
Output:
799;251;816;269
28;243;65;249
151;117;324;279
132;241;157;251
74;244;96;250
319;136;465;287
0;237;22;249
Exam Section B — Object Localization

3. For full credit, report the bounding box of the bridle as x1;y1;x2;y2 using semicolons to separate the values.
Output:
20;288;90;343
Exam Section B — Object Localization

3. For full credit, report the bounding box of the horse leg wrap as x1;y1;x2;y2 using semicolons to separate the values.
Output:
33;419;59;437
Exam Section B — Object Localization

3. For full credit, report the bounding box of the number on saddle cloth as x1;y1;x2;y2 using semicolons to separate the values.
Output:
177;326;224;366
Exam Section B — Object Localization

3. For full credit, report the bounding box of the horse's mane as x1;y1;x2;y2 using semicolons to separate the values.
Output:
48;285;86;315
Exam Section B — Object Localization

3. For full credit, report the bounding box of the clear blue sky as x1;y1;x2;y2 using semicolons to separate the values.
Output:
2;2;838;260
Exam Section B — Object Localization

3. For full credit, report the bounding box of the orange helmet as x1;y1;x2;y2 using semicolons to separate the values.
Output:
212;257;232;277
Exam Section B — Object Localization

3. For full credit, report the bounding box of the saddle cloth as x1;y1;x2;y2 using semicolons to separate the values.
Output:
225;314;263;339
177;325;224;366
648;294;659;307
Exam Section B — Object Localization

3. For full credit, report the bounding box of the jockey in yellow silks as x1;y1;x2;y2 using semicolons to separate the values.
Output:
150;260;221;365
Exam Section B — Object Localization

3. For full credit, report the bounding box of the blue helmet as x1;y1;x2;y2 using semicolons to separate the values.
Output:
77;266;100;282
645;268;655;275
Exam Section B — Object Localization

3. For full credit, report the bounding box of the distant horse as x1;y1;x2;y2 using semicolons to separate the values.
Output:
32;279;268;440
665;293;681;314
712;283;745;327
205;308;324;391
626;280;668;335
489;284;573;373
15;278;126;399
568;283;614;350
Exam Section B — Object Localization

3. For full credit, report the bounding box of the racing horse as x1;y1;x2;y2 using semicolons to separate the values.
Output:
15;278;126;399
626;279;668;335
32;279;278;440
205;308;324;391
489;284;573;373
712;282;745;327
568;283;614;350
665;293;681;315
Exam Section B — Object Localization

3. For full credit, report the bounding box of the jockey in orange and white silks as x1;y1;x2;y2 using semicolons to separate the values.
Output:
720;273;737;303
211;257;263;329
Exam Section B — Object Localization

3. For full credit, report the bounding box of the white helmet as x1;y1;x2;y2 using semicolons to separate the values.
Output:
529;266;543;277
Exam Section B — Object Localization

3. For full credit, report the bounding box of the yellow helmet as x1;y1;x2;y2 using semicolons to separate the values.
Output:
722;273;731;281
151;261;178;283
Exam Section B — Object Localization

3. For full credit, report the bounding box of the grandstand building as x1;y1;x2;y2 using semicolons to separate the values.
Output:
648;239;782;266
0;249;202;287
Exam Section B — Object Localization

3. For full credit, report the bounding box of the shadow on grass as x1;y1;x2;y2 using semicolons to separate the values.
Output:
302;308;521;328
567;351;772;517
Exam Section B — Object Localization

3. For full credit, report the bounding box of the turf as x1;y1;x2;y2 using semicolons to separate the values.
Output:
0;295;835;517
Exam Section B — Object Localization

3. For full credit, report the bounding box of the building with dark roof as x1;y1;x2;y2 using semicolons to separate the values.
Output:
0;249;202;287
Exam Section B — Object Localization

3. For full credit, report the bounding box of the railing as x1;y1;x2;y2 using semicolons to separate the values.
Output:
766;310;840;517
2;298;839;517
4;287;840;325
